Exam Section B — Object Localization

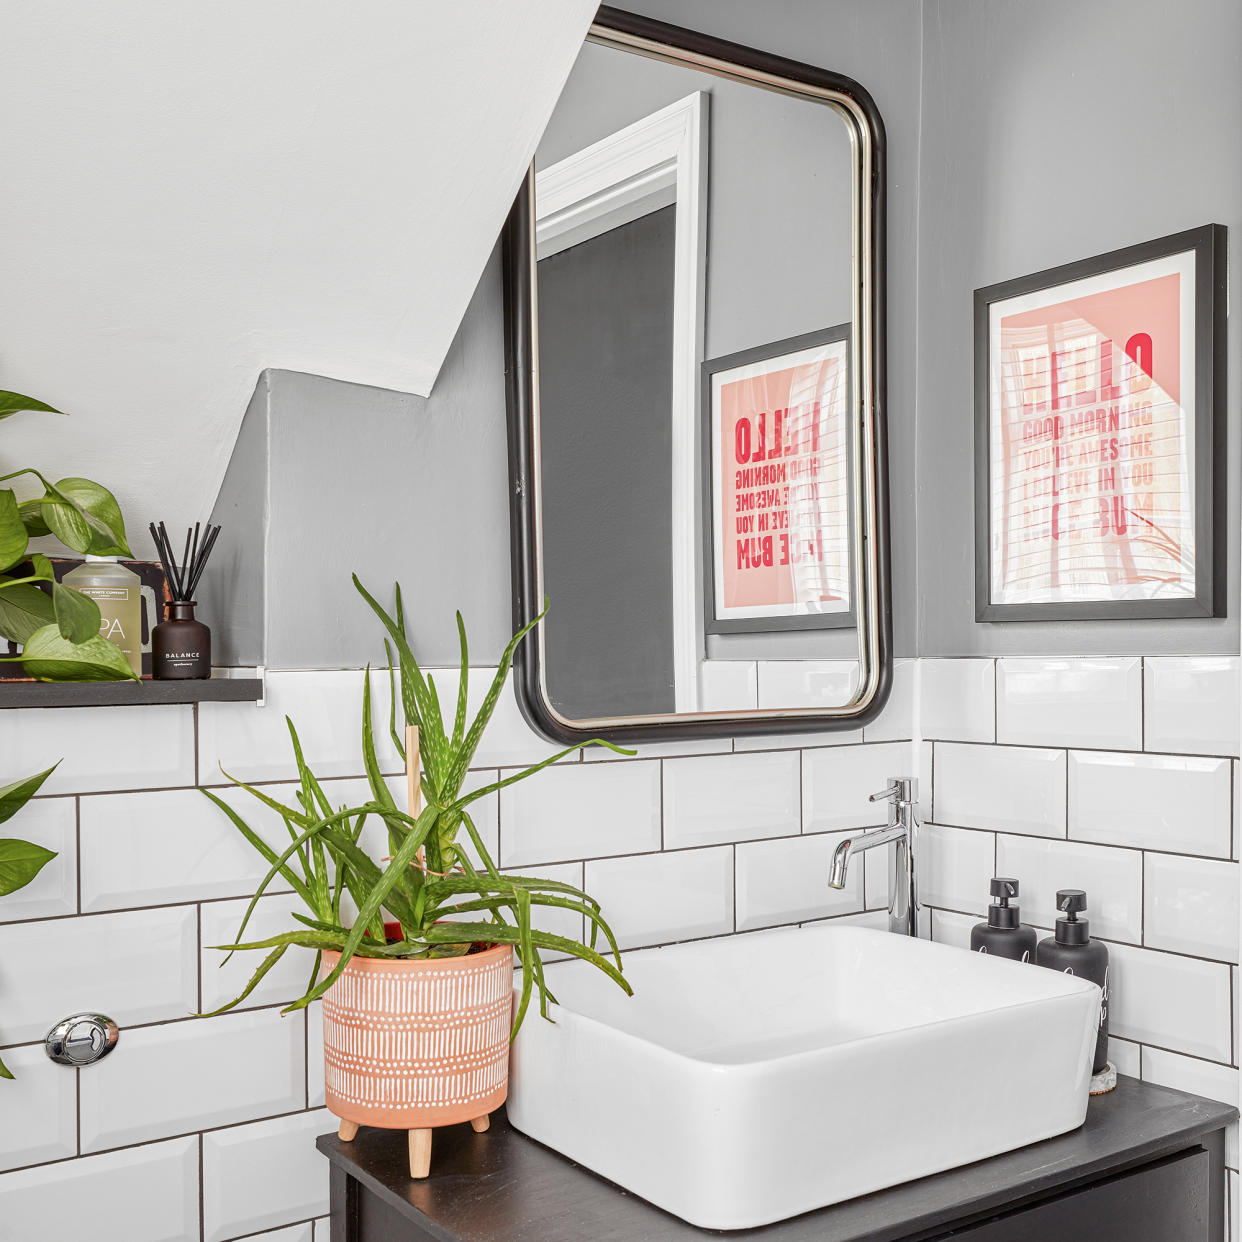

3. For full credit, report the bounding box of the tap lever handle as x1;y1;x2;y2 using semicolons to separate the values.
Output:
868;777;916;804
868;786;899;803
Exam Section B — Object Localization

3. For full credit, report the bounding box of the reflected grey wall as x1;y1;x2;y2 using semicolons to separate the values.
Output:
916;0;1240;655
539;208;677;717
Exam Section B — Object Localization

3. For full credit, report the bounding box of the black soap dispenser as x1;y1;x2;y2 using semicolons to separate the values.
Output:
970;877;1038;962
1036;890;1110;1075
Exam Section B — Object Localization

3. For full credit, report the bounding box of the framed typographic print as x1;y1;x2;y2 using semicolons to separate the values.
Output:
702;326;853;634
974;224;1226;621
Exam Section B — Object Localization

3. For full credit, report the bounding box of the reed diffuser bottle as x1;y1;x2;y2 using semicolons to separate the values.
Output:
150;521;220;680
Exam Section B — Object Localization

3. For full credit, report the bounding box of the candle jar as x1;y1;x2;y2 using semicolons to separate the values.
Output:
152;601;211;680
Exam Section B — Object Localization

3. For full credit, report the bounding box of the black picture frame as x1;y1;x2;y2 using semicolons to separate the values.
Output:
502;4;892;744
701;325;856;636
974;224;1227;623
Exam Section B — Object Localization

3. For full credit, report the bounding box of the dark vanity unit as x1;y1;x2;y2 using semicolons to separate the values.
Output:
318;1077;1234;1242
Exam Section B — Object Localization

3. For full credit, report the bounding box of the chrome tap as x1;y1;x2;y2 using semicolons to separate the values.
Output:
828;776;920;936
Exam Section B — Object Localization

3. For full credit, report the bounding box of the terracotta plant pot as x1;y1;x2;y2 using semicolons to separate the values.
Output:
321;939;514;1134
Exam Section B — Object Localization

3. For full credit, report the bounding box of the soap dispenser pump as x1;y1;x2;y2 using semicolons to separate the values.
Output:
970;877;1038;962
1036;889;1110;1076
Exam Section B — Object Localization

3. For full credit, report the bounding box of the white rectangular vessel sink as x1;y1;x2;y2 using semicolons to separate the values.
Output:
508;924;1100;1230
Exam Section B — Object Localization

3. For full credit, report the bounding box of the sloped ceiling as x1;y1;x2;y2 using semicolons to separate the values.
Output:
0;1;595;549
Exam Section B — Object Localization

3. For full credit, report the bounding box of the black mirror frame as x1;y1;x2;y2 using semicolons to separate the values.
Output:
502;4;892;744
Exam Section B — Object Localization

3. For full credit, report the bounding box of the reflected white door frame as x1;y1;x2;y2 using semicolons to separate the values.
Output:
536;91;709;713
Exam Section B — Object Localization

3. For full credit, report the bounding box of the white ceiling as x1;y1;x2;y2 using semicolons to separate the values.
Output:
0;1;595;551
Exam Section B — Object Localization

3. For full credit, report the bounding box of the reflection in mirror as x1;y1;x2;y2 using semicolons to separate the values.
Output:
510;12;888;739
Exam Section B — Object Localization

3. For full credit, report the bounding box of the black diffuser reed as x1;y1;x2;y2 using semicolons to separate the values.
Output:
149;521;220;680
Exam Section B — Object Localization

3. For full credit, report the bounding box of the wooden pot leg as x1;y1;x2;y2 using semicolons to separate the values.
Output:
469;1114;490;1133
409;1128;433;1179
338;1119;359;1142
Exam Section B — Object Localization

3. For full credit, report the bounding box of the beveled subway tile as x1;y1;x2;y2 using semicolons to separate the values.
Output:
862;659;917;742
803;742;917;833
0;795;76;922
930;907;976;950
735;833;862;931
1144;854;1239;963
0;703;195;794
0;1043;76;1172
664;751;800;848
1144;657;1241;757
996;657;1141;750
1107;941;1231;1062
920;659;995;743
919;824;995;916
698;660;757;712
202;1108;330;1242
1141;1049;1238;1169
584;847;733;950
80;1008;305;1152
0;1137;198;1242
0;907;197;1045
201;892;317;1014
500;760;660;867
1069;751;1231;857
995;835;1142;944
935;743;1066;837
756;660;858;710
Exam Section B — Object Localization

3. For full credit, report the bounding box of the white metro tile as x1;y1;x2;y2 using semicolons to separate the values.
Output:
930;907;977;950
583;738;731;761
81;1008;306;1151
995;835;1143;944
918;824;995;916
244;1226;314;1242
757;660;859;710
0;1136;198;1242
807;909;890;932
1107;941;1232;1062
698;660;757;712
1108;1037;1141;1079
864;846;890;912
307;1001;324;1108
1145;657;1241;757
0;795;76;921
736;833;862;931
664;751;800;848
802;742;917;833
1141;1049;1239;1170
0;907;197;1045
500;760;660;867
1069;751;1231;857
935;743;1066;838
80;786;291;911
198;669;373;784
464;670;569;769
863;659;917;742
1144;854;1239;963
314;1219;331;1242
733;725;863;751
920;659;995;743
584;846;733;950
203;1108;331;1242
0;704;195;794
997;658;1142;750
0;1044;76;1172
201;892;318;1014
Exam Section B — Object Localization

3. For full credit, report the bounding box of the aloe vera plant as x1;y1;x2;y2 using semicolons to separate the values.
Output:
202;577;633;1034
0;391;137;681
0;763;60;1079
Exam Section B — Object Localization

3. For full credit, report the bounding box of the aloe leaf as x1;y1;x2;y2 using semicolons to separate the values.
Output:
3;625;137;681
0;763;58;825
51;580;101;644
0;490;28;573
511;887;535;1035
0;390;62;419
433;893;621;965
0;838;57;897
383;642;405;761
452;612;469;751
0;581;56;644
197;941;293;1017
452;742;587;809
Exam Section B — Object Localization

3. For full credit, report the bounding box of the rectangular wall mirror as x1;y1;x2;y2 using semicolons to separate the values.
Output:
503;6;891;743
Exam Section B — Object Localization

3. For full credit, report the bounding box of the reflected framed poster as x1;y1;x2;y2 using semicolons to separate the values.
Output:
974;225;1226;622
702;325;853;634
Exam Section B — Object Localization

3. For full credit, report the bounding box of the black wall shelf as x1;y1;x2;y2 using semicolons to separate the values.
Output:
0;676;264;709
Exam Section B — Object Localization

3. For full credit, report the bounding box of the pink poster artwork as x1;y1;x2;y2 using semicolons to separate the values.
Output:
989;255;1195;607
713;337;850;623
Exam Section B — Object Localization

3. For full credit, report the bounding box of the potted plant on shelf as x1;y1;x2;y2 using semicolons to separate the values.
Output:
0;763;60;1078
201;577;631;1178
0;389;137;681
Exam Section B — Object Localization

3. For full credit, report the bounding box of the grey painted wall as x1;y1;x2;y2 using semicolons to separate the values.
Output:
916;0;1240;655
539;207;677;717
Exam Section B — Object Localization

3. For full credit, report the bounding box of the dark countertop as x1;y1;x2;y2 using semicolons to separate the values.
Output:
317;1076;1236;1242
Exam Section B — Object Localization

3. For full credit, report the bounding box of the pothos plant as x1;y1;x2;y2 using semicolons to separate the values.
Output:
0;390;136;681
0;763;60;1079
201;576;632;1034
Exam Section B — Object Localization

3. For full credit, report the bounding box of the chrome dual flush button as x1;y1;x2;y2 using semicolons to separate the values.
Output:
45;1014;120;1066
